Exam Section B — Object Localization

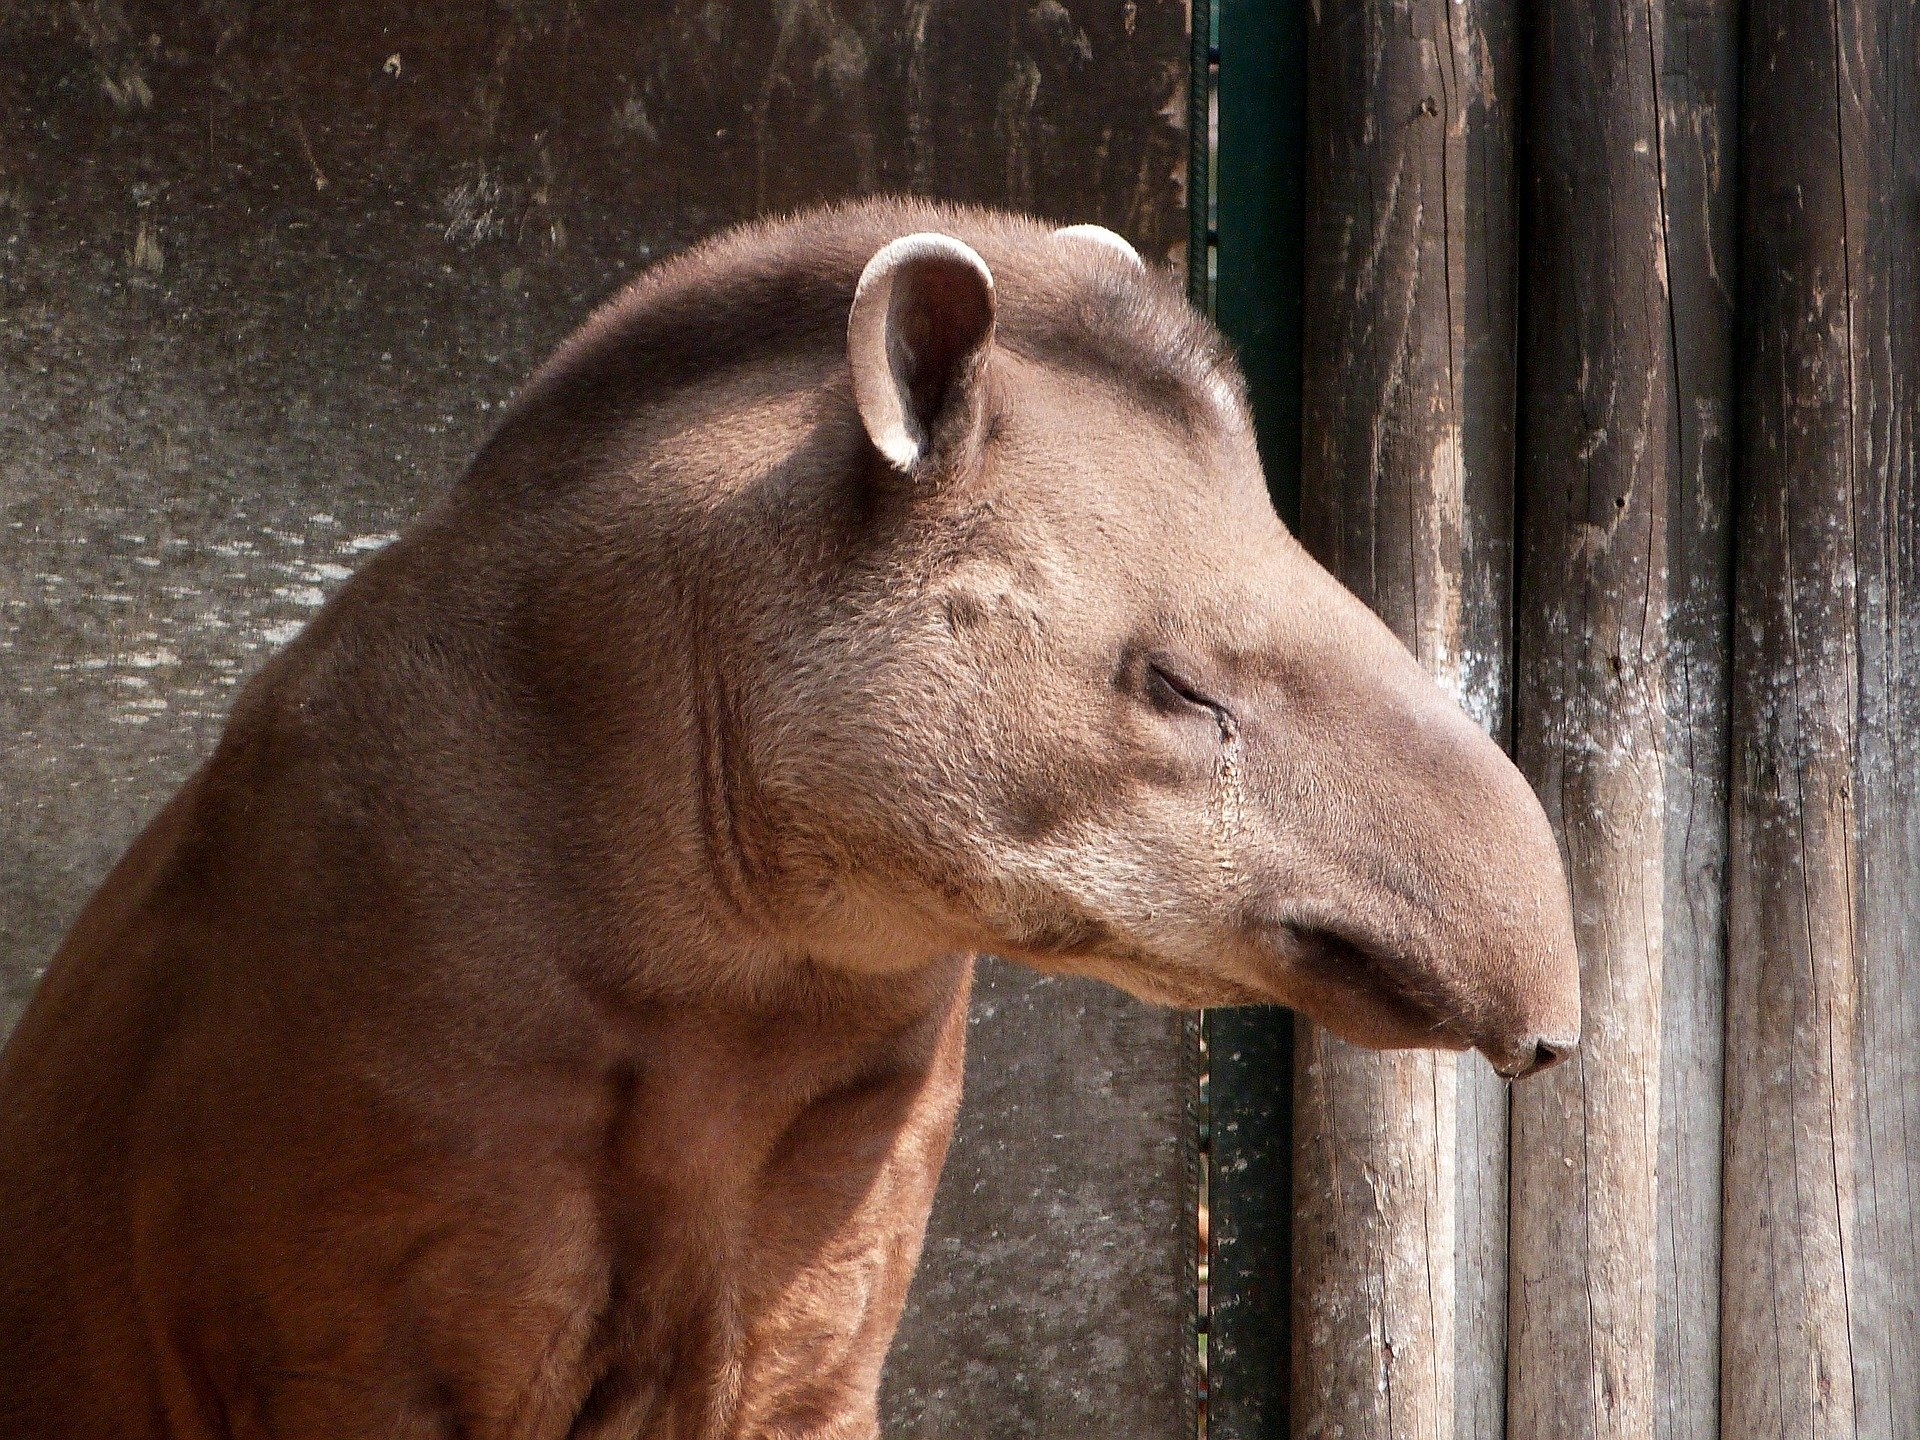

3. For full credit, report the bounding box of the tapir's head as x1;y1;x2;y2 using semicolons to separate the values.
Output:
677;210;1578;1079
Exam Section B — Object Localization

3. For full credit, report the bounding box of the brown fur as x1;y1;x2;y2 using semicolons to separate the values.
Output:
0;199;1578;1439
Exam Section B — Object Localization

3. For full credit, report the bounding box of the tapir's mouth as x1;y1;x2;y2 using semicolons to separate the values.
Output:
1280;924;1477;1055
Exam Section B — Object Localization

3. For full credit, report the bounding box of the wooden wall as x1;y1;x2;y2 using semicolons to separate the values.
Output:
1214;0;1918;1436
0;5;1199;1436
1724;0;1920;1432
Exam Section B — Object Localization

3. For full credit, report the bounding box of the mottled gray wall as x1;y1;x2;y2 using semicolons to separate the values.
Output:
0;4;1196;1434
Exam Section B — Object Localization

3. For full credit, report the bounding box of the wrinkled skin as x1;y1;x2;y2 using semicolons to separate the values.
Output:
0;201;1577;1440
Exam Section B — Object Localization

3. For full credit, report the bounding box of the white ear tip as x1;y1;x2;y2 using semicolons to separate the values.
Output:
874;430;921;469
854;232;995;305
849;232;993;473
1053;223;1145;269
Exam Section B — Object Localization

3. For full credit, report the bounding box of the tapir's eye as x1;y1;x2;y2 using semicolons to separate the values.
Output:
1143;657;1229;728
1120;647;1233;735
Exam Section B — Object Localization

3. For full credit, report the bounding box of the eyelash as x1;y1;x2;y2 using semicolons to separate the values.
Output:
1146;661;1213;711
1145;661;1236;738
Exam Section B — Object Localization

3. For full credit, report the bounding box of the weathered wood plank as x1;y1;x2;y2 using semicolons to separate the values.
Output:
1288;0;1519;1436
1722;0;1920;1434
1507;0;1736;1433
1648;4;1740;1438
0;6;1198;1436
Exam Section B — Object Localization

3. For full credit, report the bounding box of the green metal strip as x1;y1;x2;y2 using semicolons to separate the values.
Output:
1204;1010;1292;1439
1203;0;1308;1436
1213;0;1306;530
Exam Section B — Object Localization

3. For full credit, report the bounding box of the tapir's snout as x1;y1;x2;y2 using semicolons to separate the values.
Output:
1427;717;1583;1081
1447;723;1582;1082
1241;553;1582;1080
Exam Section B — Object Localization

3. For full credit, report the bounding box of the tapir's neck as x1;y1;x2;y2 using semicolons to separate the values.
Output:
117;517;981;1438
117;747;976;1439
566;954;973;1439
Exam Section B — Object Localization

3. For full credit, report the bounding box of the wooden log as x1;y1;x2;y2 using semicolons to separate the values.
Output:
1506;0;1737;1433
1722;0;1920;1433
1650;4;1740;1438
1288;0;1519;1435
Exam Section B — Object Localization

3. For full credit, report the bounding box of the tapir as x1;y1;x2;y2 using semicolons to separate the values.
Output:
0;199;1579;1439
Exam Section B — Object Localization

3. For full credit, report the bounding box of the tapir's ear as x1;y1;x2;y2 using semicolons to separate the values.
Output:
1052;223;1145;270
847;233;996;474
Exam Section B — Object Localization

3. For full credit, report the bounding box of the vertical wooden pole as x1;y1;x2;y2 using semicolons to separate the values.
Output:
1432;9;1521;1430
1649;6;1740;1440
1507;0;1736;1433
1288;1;1518;1437
1722;0;1920;1433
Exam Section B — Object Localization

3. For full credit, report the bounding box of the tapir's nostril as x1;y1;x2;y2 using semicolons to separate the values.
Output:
1512;1036;1575;1080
